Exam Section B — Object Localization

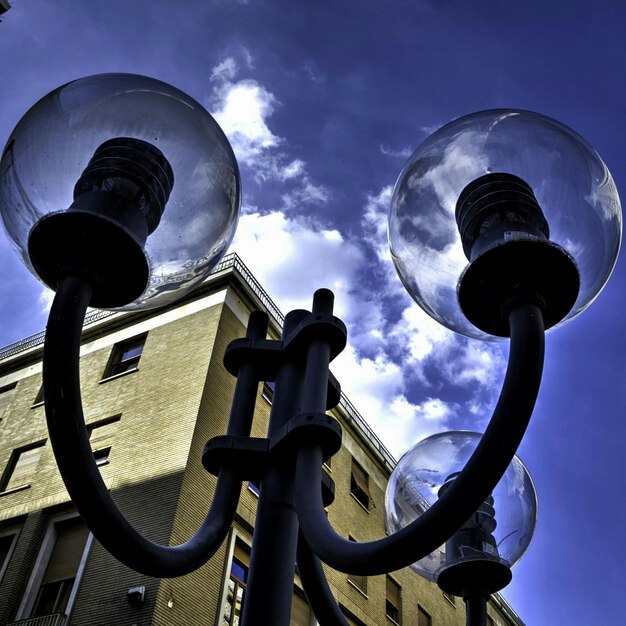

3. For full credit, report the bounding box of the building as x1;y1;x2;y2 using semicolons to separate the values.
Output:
0;254;524;626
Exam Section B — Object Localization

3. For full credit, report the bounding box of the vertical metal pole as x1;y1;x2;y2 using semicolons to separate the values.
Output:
300;289;334;414
241;310;308;626
464;594;488;626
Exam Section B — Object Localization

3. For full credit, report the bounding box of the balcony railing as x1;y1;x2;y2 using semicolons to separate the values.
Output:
7;613;68;626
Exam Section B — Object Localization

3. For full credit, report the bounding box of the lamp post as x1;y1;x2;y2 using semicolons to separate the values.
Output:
0;75;621;626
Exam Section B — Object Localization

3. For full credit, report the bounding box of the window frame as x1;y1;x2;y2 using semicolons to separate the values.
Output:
32;384;45;407
15;512;93;621
0;441;46;495
101;334;147;381
443;590;456;606
350;458;373;511
0;382;17;418
417;604;432;626
261;381;274;404
217;532;252;626
290;587;312;626
346;535;368;596
385;575;402;624
0;525;20;584
87;416;121;467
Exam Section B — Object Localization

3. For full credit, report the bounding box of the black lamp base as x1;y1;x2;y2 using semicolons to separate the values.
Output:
28;208;149;308
437;558;512;598
458;239;580;337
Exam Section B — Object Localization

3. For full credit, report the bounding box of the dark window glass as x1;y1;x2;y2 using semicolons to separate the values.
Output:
103;335;146;379
350;459;372;510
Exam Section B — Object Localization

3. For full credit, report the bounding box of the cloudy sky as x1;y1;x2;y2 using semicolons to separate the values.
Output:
2;2;626;623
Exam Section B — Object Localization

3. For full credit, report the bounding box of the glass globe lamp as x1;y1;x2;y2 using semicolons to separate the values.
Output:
389;109;621;339
0;73;240;310
385;431;537;592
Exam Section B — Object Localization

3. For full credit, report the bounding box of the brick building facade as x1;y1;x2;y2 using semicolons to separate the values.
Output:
0;254;524;626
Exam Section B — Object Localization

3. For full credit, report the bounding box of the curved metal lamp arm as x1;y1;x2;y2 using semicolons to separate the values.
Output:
43;275;260;577
296;531;349;626
295;302;545;575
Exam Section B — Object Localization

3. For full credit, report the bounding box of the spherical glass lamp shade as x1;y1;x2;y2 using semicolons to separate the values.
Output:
0;73;240;310
389;109;621;339
384;431;537;585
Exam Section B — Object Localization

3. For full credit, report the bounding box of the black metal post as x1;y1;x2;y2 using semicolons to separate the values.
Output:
465;594;488;626
241;310;309;626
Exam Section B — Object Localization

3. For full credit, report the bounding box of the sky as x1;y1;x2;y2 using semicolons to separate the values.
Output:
1;1;625;624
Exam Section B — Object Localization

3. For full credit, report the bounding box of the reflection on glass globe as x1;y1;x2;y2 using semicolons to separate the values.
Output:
0;73;240;310
384;431;537;584
389;109;621;339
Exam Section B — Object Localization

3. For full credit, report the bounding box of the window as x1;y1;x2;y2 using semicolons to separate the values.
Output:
418;605;432;626
0;383;17;418
0;530;18;583
28;517;90;619
87;417;120;466
340;605;368;626
261;381;274;404
386;576;401;624
222;541;250;626
32;384;44;407
350;458;372;510
1;442;45;494
347;536;367;595
290;589;312;626
443;590;456;605
102;334;146;379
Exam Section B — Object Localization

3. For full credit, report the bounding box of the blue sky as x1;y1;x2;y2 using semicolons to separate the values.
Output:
1;1;626;623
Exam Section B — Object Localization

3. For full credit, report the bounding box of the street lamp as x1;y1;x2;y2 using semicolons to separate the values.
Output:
385;432;537;624
0;74;621;626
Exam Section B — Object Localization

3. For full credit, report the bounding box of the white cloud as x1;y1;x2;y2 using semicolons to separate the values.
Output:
380;144;413;159
212;79;281;166
440;342;504;387
362;185;393;263
39;287;54;314
391;303;453;366
230;210;364;321
209;60;328;201
281;181;329;211
210;57;239;82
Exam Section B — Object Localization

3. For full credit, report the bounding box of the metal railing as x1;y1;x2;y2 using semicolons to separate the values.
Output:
0;253;397;470
7;613;68;626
